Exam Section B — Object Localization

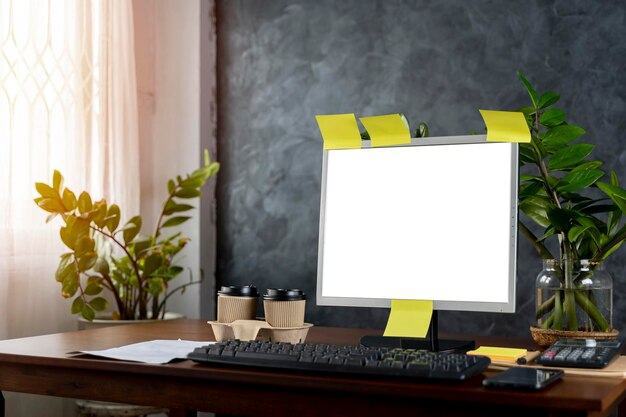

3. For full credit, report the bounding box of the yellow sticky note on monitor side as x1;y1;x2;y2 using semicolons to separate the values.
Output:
383;299;433;338
316;114;362;150
467;346;527;362
359;114;411;147
479;110;531;143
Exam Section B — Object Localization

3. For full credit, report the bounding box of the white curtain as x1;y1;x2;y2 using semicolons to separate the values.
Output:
0;0;138;415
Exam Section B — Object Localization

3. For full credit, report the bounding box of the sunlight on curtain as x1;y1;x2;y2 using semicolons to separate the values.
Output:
1;1;139;415
0;0;139;338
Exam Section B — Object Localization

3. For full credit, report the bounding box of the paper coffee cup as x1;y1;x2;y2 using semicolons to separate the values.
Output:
217;285;259;323
263;288;306;327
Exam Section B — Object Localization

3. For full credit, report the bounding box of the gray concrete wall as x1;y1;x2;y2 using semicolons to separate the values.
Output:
215;0;626;336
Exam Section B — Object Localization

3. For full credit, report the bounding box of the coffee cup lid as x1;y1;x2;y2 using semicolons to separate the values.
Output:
263;288;306;301
218;285;259;297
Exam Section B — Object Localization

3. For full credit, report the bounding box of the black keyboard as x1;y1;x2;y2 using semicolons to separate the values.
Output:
188;339;491;382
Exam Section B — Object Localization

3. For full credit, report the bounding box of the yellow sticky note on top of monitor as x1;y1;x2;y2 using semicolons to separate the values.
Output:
359;114;411;147
315;113;362;150
383;299;433;338
479;110;531;143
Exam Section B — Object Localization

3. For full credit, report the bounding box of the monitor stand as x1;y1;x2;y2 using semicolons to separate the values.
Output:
359;311;475;353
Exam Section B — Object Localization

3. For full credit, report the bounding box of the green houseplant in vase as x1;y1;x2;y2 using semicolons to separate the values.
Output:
516;72;626;345
34;150;219;322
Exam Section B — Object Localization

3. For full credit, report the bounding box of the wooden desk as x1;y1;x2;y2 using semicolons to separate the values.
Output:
0;319;625;417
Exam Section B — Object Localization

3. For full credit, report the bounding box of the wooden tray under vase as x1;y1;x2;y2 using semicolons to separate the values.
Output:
530;325;619;347
209;319;313;344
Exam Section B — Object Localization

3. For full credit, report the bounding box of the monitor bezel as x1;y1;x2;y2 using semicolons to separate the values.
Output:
316;134;518;313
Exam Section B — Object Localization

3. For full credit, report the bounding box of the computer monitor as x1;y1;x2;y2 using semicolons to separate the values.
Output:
316;134;518;351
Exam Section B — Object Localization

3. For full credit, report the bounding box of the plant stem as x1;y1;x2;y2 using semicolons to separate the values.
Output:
91;226;144;319
152;187;178;243
519;222;555;259
554;290;563;330
156;277;202;316
574;291;610;331
536;295;556;320
562;245;578;331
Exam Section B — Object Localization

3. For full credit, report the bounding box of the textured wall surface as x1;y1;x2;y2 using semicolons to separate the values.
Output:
216;0;626;336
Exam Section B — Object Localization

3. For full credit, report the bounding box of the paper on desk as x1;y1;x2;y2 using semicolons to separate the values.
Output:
479;110;531;143
316;113;362;150
80;339;214;364
383;299;433;338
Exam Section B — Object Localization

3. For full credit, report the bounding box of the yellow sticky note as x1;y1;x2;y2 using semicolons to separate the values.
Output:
315;114;362;150
359;114;411;147
479;110;531;143
383;299;433;338
467;346;527;362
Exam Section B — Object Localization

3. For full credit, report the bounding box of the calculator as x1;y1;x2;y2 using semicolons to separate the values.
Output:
536;339;622;369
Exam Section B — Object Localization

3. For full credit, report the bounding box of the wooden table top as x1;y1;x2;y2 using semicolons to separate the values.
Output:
0;319;624;416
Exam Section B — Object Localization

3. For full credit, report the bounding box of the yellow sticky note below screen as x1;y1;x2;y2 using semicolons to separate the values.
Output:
479;110;531;143
466;346;527;362
383;299;433;338
315;113;362;150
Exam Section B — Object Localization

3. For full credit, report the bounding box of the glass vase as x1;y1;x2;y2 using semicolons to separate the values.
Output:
536;259;613;332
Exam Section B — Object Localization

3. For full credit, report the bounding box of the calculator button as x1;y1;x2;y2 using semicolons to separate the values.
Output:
581;349;596;359
555;348;572;360
567;348;584;360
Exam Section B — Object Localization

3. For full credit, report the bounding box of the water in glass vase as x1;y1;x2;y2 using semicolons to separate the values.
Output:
536;260;613;332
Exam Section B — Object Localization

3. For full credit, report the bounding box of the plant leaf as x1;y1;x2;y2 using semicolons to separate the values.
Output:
84;283;103;296
35;182;57;199
519;143;536;164
62;188;77;211
518;71;538;108
53;170;64;191
37;197;65;213
519;196;553;228
568;225;590;242
61;269;80;298
71;297;85;314
548;144;594;170
77;191;93;214
77;252;97;272
89;297;109;311
541;125;586;152
416;122;429;138
539;109;566;127
123;215;142;244
557;169;604;193
597;182;626;214
538;92;560;109
399;113;410;133
81;305;95;321
143;253;163;277
161;216;191;228
572;161;603;172
106;204;121;232
163;202;195;215
519;182;543;199
175;188;202;199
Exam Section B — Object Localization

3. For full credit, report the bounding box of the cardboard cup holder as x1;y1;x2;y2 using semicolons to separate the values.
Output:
208;319;313;344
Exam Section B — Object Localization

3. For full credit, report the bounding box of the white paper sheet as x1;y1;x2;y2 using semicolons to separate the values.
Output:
80;339;215;364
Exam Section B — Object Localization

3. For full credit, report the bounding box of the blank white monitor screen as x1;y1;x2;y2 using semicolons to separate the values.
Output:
317;135;517;313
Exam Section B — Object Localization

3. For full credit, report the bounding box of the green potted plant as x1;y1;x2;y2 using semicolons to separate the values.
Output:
516;72;626;343
34;150;219;321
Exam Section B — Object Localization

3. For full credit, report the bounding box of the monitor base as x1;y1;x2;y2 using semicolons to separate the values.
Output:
359;335;475;353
